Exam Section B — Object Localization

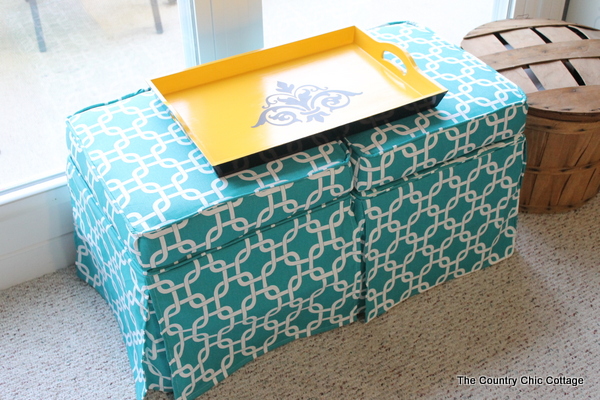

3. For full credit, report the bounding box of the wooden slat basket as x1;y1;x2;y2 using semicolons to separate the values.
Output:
462;19;600;213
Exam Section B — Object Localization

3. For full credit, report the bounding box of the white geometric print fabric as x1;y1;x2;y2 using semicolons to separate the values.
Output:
148;198;363;400
355;134;526;321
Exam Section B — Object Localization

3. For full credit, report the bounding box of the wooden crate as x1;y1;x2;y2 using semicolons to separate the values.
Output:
462;19;600;213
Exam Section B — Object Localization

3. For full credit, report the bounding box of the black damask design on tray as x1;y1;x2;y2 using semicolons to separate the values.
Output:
252;81;362;128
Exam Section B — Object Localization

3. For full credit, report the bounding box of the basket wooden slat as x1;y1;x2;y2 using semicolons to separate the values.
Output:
501;26;546;47
536;25;582;42
462;19;600;213
501;68;539;93
528;86;600;121
571;58;600;85
477;40;600;71
462;18;575;38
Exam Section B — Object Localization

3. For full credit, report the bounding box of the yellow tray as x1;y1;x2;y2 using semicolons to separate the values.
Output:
149;26;447;176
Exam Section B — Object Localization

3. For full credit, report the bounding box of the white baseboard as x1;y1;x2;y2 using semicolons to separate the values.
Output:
0;175;75;290
0;233;75;290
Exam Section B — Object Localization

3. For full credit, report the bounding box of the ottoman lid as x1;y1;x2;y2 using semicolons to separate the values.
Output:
66;89;353;271
346;22;528;192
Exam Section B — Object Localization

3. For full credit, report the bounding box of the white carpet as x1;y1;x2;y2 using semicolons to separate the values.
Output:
1;195;599;400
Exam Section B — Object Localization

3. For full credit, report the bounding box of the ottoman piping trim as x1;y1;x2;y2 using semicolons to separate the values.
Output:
67;149;353;240
67;88;150;118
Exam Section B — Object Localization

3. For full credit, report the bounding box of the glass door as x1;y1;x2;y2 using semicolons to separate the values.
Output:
0;0;185;192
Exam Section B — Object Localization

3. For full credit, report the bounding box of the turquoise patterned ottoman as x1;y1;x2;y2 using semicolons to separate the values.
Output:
65;21;528;400
66;90;363;400
346;22;528;321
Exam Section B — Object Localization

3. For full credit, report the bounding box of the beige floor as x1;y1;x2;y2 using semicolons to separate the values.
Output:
0;0;495;192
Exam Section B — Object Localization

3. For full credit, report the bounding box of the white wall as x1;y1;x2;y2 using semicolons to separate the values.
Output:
513;0;567;19
566;0;600;28
0;176;75;290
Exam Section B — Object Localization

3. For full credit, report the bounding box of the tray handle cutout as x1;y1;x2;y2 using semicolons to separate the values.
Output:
379;44;419;80
354;28;446;96
359;34;420;80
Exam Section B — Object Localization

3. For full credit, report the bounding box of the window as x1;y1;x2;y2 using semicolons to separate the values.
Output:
0;0;185;192
262;0;497;49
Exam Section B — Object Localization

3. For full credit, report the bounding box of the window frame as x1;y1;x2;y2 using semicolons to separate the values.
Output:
179;0;264;67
